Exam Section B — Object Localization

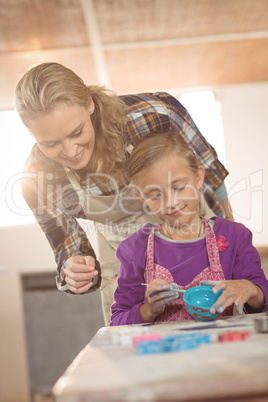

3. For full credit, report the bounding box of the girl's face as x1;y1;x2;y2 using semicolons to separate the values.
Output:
138;154;204;229
26;100;95;170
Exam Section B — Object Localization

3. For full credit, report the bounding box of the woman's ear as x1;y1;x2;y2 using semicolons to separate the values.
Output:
195;165;205;189
88;97;95;114
135;190;146;203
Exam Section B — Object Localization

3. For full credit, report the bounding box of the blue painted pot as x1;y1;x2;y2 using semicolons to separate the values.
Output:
184;285;223;321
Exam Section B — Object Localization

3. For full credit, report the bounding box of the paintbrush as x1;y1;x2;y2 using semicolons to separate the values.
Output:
141;283;186;293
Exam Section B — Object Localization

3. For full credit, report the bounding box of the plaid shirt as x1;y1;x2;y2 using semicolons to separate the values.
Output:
22;92;228;292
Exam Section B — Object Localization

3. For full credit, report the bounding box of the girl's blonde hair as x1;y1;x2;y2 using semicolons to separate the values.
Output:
15;62;128;185
128;130;200;185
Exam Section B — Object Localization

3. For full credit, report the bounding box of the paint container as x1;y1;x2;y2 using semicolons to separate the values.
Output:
132;333;162;348
135;332;211;355
254;316;268;333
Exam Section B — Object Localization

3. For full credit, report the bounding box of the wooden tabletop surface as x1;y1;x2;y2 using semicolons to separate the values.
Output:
53;313;268;402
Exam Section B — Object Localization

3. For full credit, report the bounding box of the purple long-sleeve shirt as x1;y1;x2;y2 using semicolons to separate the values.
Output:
110;217;268;326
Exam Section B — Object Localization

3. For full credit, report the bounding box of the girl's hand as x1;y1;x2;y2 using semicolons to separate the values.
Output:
64;255;99;294
201;279;264;314
140;279;179;322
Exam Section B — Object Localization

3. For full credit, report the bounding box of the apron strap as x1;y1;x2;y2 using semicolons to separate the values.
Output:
66;170;87;210
145;224;160;270
203;218;221;269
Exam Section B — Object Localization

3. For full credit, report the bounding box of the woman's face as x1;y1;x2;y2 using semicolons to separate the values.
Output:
26;100;95;170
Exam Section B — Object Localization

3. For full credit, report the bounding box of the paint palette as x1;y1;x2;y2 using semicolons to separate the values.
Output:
184;285;223;321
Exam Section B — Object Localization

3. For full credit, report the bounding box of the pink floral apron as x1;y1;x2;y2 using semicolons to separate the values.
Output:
144;218;233;322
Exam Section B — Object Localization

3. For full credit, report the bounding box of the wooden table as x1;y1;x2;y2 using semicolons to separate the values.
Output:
53;313;268;402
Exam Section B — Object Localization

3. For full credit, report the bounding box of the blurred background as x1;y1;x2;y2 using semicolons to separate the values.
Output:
0;1;268;401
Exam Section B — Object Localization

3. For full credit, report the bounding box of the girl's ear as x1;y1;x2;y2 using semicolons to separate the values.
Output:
195;165;205;189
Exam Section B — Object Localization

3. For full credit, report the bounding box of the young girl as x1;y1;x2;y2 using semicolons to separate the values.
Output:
110;131;268;325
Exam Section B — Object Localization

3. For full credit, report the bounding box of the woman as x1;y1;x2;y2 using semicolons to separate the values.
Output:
15;62;233;325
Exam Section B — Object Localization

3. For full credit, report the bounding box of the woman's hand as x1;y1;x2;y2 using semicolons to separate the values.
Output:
201;279;264;314
140;279;179;322
64;255;99;294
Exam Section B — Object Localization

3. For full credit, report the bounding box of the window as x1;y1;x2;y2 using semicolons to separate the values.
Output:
179;90;226;166
1;110;36;227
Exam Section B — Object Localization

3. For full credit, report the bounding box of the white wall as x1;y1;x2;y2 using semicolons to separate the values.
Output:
215;82;268;247
0;224;55;273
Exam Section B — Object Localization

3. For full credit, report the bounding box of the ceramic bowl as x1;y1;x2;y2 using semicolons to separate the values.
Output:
184;285;223;321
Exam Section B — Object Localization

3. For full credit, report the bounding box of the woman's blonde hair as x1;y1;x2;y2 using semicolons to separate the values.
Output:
15;62;128;185
128;130;200;185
